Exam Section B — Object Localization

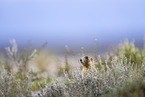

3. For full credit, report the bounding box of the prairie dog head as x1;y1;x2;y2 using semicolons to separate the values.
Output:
80;56;93;68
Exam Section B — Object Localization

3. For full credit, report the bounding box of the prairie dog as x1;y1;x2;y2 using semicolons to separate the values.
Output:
80;56;96;77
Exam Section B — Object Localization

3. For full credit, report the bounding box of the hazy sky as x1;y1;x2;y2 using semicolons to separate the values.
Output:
0;0;145;50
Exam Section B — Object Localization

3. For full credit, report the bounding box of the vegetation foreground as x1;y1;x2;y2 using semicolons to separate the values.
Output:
0;38;145;97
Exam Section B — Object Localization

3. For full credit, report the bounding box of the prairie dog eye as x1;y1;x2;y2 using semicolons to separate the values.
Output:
85;56;88;59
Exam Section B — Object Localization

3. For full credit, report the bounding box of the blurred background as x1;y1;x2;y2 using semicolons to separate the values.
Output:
0;1;145;95
0;0;145;54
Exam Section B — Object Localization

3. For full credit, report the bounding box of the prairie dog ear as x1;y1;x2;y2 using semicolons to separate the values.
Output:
90;58;93;62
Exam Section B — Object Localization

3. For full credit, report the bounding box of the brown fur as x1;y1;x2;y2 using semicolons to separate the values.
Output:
80;56;96;77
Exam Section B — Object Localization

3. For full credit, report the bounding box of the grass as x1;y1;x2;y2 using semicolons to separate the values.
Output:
0;38;144;97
